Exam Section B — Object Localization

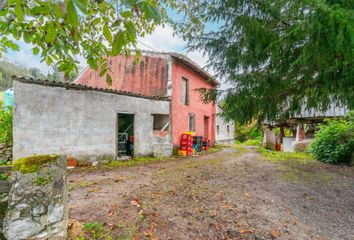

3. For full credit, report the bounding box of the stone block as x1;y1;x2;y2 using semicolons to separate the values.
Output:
3;155;68;240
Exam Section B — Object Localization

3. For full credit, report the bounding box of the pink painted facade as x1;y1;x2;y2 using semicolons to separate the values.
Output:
76;55;168;97
75;52;217;147
171;61;216;146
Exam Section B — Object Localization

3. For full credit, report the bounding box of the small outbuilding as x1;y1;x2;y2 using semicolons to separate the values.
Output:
13;77;172;162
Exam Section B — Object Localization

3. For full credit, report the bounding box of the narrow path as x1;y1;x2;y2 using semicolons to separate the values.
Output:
68;147;354;239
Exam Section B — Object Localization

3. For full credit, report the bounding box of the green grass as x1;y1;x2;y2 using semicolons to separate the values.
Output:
241;139;262;146
13;154;60;174
257;147;335;184
108;156;169;168
208;144;228;153
276;165;334;184
70;145;229;174
257;147;315;164
232;144;248;155
68;180;97;191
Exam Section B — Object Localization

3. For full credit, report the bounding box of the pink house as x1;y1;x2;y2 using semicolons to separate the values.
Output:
75;51;218;151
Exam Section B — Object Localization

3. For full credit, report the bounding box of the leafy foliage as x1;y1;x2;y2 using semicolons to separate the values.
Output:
0;0;173;83
309;111;354;164
0;100;12;145
234;120;262;143
174;0;354;124
82;222;112;240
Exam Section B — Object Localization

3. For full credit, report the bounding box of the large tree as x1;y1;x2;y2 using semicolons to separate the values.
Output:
0;0;172;83
175;0;354;124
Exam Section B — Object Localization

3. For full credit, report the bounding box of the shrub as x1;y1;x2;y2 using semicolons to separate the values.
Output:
242;139;261;146
0;101;12;146
235;120;262;143
309;111;354;164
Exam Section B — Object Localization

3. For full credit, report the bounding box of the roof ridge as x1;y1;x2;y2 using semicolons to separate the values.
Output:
13;76;171;101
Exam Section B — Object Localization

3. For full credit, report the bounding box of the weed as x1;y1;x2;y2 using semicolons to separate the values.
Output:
33;176;52;186
0;172;9;181
79;222;112;240
68;181;97;191
108;156;168;168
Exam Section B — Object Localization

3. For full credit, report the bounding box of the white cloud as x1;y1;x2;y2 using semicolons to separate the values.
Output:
138;25;185;52
4;25;218;80
138;25;215;76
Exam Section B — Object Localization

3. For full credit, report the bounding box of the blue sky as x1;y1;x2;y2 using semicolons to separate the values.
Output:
2;9;214;76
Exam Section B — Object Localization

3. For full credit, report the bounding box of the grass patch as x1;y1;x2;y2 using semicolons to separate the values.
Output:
241;139;261;146
257;147;335;184
276;165;334;184
208;144;229;153
68;180;97;191
232;144;248;155
13;154;60;174
108;156;169;168
258;147;315;164
33;176;52;186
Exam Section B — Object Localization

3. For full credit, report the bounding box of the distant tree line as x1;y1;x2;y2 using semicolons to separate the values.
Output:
0;61;77;91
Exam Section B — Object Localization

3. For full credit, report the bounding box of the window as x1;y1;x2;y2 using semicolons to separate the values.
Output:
181;77;189;105
189;113;195;132
227;125;230;134
153;114;169;131
217;125;220;135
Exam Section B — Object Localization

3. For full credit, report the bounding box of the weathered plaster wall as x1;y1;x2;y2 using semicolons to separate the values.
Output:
13;80;171;160
171;61;216;146
75;54;170;97
215;108;235;144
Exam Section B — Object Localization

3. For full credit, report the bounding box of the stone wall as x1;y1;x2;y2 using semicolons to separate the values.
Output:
13;79;171;160
3;155;67;240
0;144;12;165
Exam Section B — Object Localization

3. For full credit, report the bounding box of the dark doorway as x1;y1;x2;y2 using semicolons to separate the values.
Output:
204;116;210;139
117;113;134;157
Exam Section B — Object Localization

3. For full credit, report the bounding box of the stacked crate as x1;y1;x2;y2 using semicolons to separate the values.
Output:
193;136;203;152
179;134;193;156
202;138;210;151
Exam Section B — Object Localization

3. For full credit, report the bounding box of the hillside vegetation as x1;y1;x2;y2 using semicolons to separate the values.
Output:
0;61;73;91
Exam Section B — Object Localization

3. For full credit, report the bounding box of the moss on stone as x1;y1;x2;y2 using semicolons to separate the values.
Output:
33;176;52;186
13;154;60;174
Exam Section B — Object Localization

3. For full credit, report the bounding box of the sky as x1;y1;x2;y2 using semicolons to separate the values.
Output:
2;17;213;77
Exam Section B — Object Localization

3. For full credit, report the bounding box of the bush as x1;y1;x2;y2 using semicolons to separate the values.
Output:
0;101;12;146
242;139;261;146
309;111;354;164
235;120;262;143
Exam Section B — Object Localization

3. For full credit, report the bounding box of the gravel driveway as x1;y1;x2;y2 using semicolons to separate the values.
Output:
68;146;354;240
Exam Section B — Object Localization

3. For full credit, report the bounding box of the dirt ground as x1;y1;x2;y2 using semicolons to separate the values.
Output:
68;146;354;240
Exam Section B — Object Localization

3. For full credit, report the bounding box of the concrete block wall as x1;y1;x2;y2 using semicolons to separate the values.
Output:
13;80;171;160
